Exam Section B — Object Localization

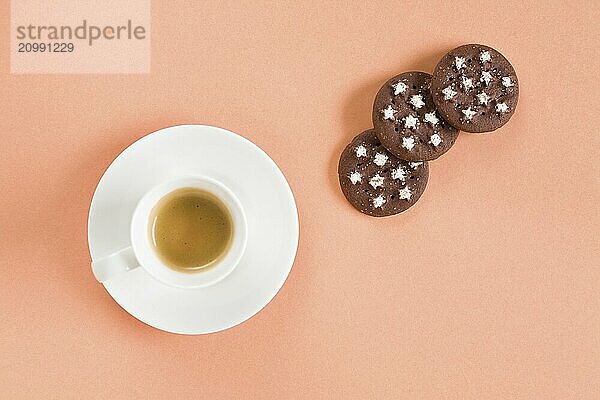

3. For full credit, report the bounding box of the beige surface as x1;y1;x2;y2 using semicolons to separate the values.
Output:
1;1;599;398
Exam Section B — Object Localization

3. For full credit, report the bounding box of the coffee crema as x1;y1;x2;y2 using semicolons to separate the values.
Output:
149;187;233;272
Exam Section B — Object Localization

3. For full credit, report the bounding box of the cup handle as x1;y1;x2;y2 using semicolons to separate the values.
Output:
92;247;140;282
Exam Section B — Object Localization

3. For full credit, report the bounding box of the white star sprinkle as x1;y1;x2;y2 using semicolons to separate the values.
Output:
369;174;384;189
372;195;386;208
399;186;412;200
462;107;477;120
455;56;466;70
349;171;362;184
496;102;509;113
381;105;396;121
424;112;439;125
355;145;367;157
391;167;407;181
409;162;423;169
480;51;491;63
402;136;415;150
429;133;442;147
404;115;419;129
393;81;408;95
480;71;493;85
442;86;457;100
477;92;491;105
502;77;514;87
461;75;474;90
409;94;425;109
373;152;388;166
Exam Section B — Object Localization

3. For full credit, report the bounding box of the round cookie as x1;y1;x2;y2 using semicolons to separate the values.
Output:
372;71;459;161
338;129;429;217
431;44;519;133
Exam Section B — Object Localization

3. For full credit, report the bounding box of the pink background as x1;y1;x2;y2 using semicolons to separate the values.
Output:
1;1;599;398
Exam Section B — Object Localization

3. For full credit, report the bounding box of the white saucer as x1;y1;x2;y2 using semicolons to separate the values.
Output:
88;125;299;334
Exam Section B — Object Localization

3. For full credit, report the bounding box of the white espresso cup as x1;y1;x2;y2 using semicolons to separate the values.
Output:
92;176;247;289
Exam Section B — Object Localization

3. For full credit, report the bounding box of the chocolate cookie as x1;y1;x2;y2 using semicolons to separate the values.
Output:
431;44;519;133
338;129;429;217
372;71;459;161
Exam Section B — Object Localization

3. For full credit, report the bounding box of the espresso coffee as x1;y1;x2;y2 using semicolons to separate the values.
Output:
149;188;233;271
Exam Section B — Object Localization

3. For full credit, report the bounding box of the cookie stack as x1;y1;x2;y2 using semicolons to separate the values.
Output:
338;44;519;217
